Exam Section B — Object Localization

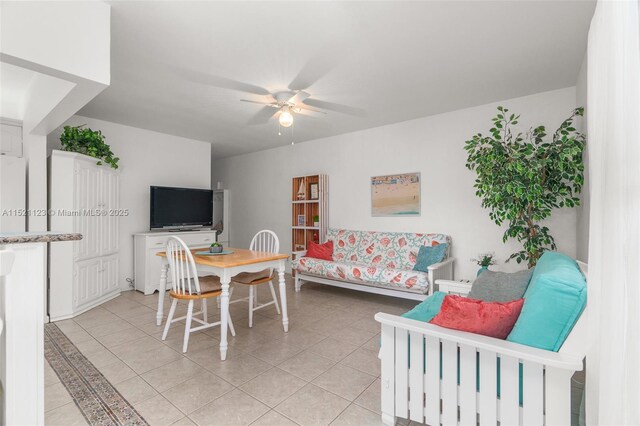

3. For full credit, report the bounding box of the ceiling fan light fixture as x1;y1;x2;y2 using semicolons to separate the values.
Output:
279;108;293;128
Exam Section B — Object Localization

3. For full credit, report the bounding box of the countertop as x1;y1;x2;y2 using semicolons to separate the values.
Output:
0;232;82;244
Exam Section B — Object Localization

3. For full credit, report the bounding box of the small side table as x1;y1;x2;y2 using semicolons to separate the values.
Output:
435;279;473;296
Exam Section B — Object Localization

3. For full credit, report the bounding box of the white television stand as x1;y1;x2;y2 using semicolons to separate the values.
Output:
133;229;217;295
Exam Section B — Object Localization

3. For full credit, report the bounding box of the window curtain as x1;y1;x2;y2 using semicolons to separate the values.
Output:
586;0;640;424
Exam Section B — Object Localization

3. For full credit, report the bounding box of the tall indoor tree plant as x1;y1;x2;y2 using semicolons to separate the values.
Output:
465;106;586;268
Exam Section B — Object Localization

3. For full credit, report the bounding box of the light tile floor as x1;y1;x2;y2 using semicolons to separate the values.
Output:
45;275;418;426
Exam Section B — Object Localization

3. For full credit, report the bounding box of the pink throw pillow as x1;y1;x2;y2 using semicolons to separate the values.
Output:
429;295;524;339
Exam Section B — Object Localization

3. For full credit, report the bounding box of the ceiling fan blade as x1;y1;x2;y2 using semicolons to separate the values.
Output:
302;98;367;117
296;103;327;115
288;90;310;105
240;99;278;107
295;108;324;119
178;67;271;96
247;106;277;125
288;44;341;91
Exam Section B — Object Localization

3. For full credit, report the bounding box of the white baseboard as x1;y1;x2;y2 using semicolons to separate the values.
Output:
49;290;121;322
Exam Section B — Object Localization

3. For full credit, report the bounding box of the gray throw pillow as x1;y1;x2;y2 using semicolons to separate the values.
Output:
468;269;533;302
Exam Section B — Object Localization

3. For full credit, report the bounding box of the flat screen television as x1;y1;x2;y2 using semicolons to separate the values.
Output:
150;186;213;230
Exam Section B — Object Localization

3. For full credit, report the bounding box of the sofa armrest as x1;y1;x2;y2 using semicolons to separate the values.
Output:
426;257;454;295
292;250;307;260
427;256;455;271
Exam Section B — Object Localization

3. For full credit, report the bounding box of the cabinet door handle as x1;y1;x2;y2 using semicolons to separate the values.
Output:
155;242;163;245
204;238;211;241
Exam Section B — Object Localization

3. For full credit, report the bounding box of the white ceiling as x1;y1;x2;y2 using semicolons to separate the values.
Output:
79;1;596;159
0;61;36;120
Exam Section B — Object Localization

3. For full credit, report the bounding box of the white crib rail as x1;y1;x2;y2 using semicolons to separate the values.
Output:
376;313;583;426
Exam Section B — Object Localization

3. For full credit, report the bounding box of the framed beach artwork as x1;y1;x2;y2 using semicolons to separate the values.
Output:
371;172;421;216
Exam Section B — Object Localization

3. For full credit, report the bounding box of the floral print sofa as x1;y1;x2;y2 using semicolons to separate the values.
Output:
292;228;454;300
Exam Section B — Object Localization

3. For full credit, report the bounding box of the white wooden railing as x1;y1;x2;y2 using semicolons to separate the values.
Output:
376;313;584;425
376;262;587;426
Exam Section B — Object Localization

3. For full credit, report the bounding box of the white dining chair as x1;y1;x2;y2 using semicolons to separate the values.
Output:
162;236;235;352
229;230;281;328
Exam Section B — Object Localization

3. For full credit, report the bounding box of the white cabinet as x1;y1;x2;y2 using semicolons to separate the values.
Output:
0;120;23;157
73;255;119;310
0;120;26;233
73;160;101;260
100;171;119;254
102;254;120;295
0;155;26;232
74;258;101;309
49;150;121;321
133;230;216;295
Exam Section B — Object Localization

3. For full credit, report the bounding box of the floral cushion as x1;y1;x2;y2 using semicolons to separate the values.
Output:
327;229;451;270
292;257;430;294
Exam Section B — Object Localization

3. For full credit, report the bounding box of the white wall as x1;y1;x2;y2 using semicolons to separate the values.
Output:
48;116;211;289
212;87;580;279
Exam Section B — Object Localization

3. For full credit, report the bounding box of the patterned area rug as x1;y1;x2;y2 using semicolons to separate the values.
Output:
44;323;149;426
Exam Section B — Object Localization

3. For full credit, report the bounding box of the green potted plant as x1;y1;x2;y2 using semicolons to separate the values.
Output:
209;242;223;253
471;252;497;276
59;125;119;169
465;106;585;268
312;215;319;227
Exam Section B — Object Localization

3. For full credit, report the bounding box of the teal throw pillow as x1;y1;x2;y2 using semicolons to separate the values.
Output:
413;243;448;272
506;251;586;351
401;291;447;322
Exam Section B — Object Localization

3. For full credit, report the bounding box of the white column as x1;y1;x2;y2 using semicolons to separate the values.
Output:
23;133;47;232
1;242;46;425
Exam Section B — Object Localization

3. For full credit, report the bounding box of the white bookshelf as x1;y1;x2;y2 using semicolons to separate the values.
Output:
291;174;328;252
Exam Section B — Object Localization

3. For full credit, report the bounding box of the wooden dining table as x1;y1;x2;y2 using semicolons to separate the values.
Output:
156;248;290;360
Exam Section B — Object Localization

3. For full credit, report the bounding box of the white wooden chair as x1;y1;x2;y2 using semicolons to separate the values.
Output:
228;230;281;328
162;236;235;353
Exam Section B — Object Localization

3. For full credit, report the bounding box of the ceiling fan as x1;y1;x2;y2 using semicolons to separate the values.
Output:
177;54;366;128
240;90;331;128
